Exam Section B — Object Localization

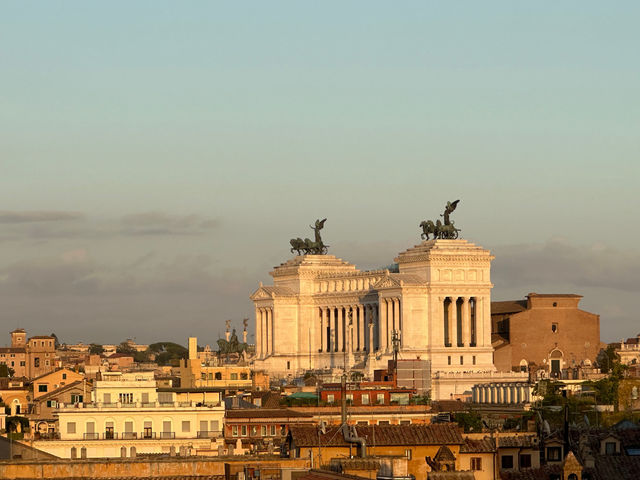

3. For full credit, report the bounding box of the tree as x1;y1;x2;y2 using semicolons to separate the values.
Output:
116;342;136;354
89;344;104;355
50;333;61;349
597;344;620;374
454;410;483;433
0;364;14;378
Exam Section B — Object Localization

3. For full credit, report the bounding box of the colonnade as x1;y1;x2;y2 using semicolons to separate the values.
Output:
316;297;401;354
472;383;532;404
255;307;273;359
442;296;478;348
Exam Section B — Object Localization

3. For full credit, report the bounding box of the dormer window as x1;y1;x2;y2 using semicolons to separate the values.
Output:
551;323;558;333
605;441;617;455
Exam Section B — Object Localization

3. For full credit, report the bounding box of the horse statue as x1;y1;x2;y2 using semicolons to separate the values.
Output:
290;218;328;255
420;200;462;240
420;219;441;240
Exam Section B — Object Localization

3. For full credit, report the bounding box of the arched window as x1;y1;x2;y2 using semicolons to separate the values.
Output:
519;359;528;372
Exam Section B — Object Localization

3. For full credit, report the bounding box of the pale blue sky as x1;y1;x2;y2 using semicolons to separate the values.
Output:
0;2;638;345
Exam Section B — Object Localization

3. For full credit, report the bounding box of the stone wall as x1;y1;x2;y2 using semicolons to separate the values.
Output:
0;456;309;479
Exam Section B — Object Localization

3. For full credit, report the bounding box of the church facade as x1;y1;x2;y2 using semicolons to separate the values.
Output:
252;238;525;399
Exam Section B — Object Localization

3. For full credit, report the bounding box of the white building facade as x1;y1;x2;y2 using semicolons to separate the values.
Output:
252;239;525;398
32;371;225;458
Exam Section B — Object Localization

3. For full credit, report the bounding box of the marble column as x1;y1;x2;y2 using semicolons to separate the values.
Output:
386;298;393;352
319;308;326;352
393;298;401;346
379;299;387;352
337;307;344;352
358;305;365;352
329;307;336;353
255;307;262;359
462;297;470;347
447;297;455;347
368;307;375;354
267;308;274;354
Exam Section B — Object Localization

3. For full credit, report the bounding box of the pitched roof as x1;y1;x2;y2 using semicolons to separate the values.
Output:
460;436;495;453
31;367;81;383
491;300;527;315
35;380;86;402
290;423;464;448
496;434;538;448
226;408;313;419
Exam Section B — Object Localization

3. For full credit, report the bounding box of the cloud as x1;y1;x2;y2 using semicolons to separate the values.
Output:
0;211;84;223
120;212;220;236
492;239;640;293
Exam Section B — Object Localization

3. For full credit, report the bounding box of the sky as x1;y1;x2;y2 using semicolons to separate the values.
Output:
1;2;638;347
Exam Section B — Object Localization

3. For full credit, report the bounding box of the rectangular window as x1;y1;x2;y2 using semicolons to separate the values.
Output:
400;420;411;425
251;425;258;436
46;400;57;408
232;425;238;437
346;393;353;404
38;384;48;392
62;373;67;379
405;449;412;460
519;454;532;469
182;421;191;433
141;393;149;404
124;421;133;433
377;394;385;404
210;420;219;432
103;393;111;404
547;447;561;461
460;356;464;365
327;394;335;404
34;357;40;367
447;356;451;365
378;420;390;425
361;394;369;405
270;425;276;436
20;361;25;366
261;425;267;436
241;425;247;436
472;356;476;365
471;457;482;471
86;422;95;434
605;442;617;455
200;420;208;434
67;422;76;434
501;455;514;469
71;394;83;404
230;373;238;380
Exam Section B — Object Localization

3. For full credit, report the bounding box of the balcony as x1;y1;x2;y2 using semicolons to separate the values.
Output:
141;431;156;439
83;433;100;440
159;432;175;439
197;430;221;438
121;432;138;439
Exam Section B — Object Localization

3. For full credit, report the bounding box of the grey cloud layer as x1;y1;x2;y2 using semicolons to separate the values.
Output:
492;239;640;293
0;211;84;223
0;211;219;241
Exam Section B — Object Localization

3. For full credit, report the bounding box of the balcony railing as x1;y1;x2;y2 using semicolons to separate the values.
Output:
159;432;175;439
141;431;156;439
197;430;221;438
121;432;137;439
83;433;100;440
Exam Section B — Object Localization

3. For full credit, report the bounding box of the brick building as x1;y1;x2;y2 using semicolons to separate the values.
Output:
0;329;58;379
491;293;600;377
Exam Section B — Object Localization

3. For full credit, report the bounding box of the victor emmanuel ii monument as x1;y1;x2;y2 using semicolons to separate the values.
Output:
251;201;525;399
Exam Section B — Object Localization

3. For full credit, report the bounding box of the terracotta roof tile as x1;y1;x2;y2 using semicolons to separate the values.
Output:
291;423;464;447
460;436;495;453
226;408;313;419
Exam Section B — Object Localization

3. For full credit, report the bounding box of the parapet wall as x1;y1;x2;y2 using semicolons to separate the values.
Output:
0;456;309;479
